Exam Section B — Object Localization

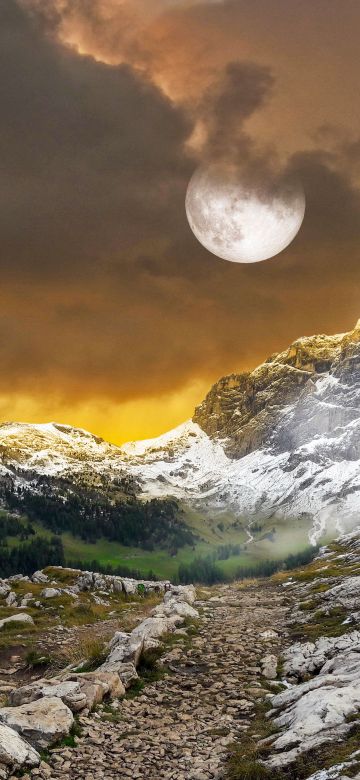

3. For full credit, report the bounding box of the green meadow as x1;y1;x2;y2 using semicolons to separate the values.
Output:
3;507;315;581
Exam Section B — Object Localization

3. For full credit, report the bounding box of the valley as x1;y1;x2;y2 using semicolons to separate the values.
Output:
1;320;360;577
0;508;314;582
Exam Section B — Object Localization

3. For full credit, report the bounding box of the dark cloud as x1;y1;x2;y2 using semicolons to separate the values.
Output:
0;0;360;429
0;0;192;280
199;61;274;164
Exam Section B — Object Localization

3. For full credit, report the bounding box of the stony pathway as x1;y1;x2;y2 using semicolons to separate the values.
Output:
48;582;288;780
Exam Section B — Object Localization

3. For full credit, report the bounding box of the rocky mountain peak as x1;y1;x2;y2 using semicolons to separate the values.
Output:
0;321;360;542
193;320;360;459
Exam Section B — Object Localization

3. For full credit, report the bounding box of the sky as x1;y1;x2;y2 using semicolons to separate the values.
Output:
1;0;360;444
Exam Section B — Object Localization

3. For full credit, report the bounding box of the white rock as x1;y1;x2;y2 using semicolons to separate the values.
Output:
303;761;353;779
9;679;87;713
0;583;10;599
0;613;34;630
0;722;40;770
272;685;360;751
100;662;138;689
8;575;28;582
40;588;61;599
120;578;138;595
32;571;49;584
261;654;278;679
153;598;199;620
260;629;279;640
321;576;360;611
102;632;144;668
0;697;74;750
130;615;181;644
167;585;197;604
111;579;124;594
71;671;125;699
266;633;360;766
283;630;360;678
5;592;17;608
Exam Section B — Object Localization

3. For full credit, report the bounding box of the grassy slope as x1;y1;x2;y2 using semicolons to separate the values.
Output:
4;506;314;580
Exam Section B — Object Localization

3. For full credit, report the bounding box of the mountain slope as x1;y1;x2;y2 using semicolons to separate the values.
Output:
1;320;360;544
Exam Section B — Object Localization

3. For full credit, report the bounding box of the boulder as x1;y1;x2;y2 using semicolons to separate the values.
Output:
264;725;352;771
130;615;181;645
0;723;40;770
19;596;33;609
167;585;196;604
9;680;87;713
97;661;138;689
0;583;10;599
261;654;278;679
260;629;279;640
10;670;126;716
5;593;16;608
71;671;125;699
75;572;94;591
154;597;199;620
265;633;360;766
0;697;74;750
8;575;29;583
321;576;360;611
40;588;61;599
71;680;104;712
270;684;360;756
283;631;360;679
0;614;34;630
303;766;356;780
32;571;49;584
120;578;138;596
111;579;124;594
103;632;144;668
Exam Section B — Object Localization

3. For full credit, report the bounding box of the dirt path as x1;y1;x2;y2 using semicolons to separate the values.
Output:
49;582;288;780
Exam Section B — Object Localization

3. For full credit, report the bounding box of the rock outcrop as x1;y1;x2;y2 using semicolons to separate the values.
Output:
193;329;347;457
98;583;198;684
263;531;360;771
10;671;127;716
0;697;74;750
0;723;40;773
0;570;199;778
0;613;34;630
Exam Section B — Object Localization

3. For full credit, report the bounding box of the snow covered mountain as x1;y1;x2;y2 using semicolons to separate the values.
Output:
1;320;360;543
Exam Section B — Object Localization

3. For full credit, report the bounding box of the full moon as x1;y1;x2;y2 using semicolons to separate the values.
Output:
185;164;305;263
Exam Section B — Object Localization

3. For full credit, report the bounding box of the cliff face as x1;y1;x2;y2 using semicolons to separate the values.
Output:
193;323;360;459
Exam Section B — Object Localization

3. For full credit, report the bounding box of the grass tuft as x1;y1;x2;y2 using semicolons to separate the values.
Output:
25;649;52;669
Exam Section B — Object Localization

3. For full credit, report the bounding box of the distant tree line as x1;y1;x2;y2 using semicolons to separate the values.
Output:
0;515;35;542
176;545;318;585
0;475;194;552
214;543;241;560
69;558;159;581
0;536;65;577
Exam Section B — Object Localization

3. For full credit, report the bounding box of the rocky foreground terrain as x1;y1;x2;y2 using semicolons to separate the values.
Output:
1;320;360;544
0;531;359;779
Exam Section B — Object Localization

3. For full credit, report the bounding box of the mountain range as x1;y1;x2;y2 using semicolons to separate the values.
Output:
1;319;360;546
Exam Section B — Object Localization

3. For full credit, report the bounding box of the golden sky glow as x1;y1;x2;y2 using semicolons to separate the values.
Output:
1;0;360;443
0;381;209;445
